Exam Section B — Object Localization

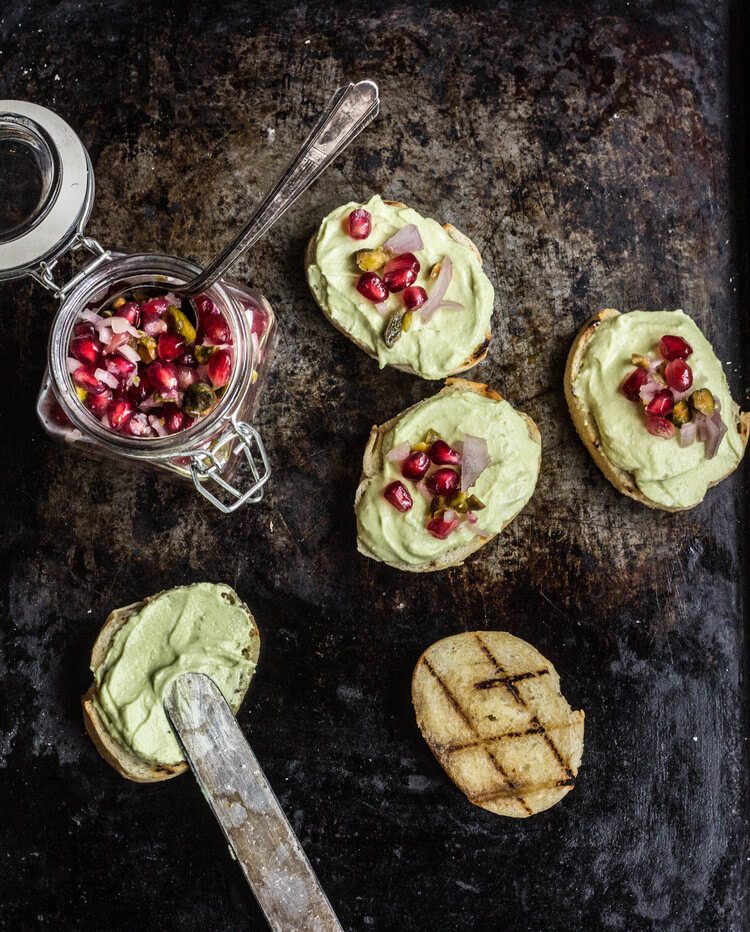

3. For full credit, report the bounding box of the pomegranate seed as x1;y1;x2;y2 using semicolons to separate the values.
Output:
402;451;430;481
128;377;150;406
426;467;460;496
73;365;106;394
347;208;372;240
664;359;693;392
73;321;95;337
107;395;135;430
194;294;217;321
356;272;389;303
116;301;141;327
49;401;71;427
384;480;413;512
147;360;179;393
158;332;186;361
646;415;675;438
382;253;419;293
70;335;101;366
104;355;136;381
429;439;461;465
84;387;112;416
621;367;649;401
426;512;461;540
162;404;188;433
646;388;675;417
207;348;232;387
659;334;692;361
141;296;170;317
177;365;199;390
202;312;231;345
250;305;269;336
402;285;427;310
175;350;197;367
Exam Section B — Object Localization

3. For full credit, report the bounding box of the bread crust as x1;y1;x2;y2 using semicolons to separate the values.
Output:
412;631;584;817
564;309;750;512
354;378;541;572
305;200;492;378
82;587;259;782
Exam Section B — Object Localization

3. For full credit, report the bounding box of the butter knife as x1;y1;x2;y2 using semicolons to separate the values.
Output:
164;672;343;932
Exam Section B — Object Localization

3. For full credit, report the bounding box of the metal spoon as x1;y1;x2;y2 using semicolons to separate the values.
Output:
174;79;379;299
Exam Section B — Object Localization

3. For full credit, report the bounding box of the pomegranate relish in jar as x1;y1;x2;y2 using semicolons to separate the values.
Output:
59;290;241;437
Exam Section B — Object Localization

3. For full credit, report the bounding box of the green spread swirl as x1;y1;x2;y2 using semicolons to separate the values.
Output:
307;195;494;379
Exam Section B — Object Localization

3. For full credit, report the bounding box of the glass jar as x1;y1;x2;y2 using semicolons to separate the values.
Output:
2;100;276;512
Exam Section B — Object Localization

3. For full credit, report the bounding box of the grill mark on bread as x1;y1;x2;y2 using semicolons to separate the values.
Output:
442;720;573;753
473;633;576;782
470;778;576;805
421;658;533;816
474;669;550;690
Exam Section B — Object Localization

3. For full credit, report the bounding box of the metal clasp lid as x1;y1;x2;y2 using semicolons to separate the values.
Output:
29;231;111;299
178;417;271;513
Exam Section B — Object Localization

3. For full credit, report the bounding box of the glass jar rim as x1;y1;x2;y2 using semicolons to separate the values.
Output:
48;251;254;459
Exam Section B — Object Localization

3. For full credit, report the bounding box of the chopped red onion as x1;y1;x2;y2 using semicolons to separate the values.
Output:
375;300;390;318
148;415;168;437
672;387;692;402
383;224;423;254
648;357;662;371
163;292;181;307
386;441;411;463
468;524;491;537
465;511;478;524
639;379;660;403
144;318;168;336
80;309;101;324
415;480;433;502
117;342;140;364
460;434;491;491
679;422;696;447
104;331;130;355
420;257;453;322
444;509;457;524
66;357;82;374
138;394;160;412
95;368;119;390
97;325;112;345
109;316;130;334
706;409;727;458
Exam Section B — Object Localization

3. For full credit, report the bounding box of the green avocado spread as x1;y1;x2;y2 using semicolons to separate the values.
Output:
356;387;541;566
92;583;258;766
307;195;494;380
573;310;744;509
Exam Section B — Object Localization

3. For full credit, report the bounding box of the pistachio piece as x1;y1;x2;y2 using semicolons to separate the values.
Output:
691;388;715;416
423;429;441;445
672;400;691;427
446;490;469;513
183;381;217;417
631;353;652;369
194;344;215;365
402;311;414;332
430;495;446;518
384;310;405;347
136;334;157;363
429;261;442;280
100;309;114;318
75;385;87;403
112;297;126;310
466;494;486;511
411;441;430;454
165;306;197;343
356;248;389;272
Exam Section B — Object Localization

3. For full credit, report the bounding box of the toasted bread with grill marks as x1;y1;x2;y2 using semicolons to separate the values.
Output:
305;200;492;378
354;378;541;573
412;631;584;817
565;308;750;511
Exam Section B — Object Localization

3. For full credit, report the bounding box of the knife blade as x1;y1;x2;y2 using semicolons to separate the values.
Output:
164;672;343;932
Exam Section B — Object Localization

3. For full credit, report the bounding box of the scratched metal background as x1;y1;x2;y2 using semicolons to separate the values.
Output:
0;1;748;929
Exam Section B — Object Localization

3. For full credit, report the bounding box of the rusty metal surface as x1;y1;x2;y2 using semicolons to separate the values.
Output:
0;1;747;929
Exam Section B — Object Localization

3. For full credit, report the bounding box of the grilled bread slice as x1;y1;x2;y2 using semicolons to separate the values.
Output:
305;199;492;379
355;378;541;572
413;631;584;817
82;585;259;783
565;308;750;511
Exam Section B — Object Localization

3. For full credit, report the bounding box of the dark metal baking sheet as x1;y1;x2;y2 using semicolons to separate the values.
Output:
0;1;747;929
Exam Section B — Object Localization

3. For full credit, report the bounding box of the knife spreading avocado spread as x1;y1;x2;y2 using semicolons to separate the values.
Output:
307;195;494;379
573;310;744;509
92;583;258;766
357;387;541;566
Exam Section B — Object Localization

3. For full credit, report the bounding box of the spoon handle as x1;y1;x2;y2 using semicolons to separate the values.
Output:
178;79;379;298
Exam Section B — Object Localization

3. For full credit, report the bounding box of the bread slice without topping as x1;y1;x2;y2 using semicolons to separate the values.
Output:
564;308;750;512
354;378;541;572
305;200;492;378
412;631;584;818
